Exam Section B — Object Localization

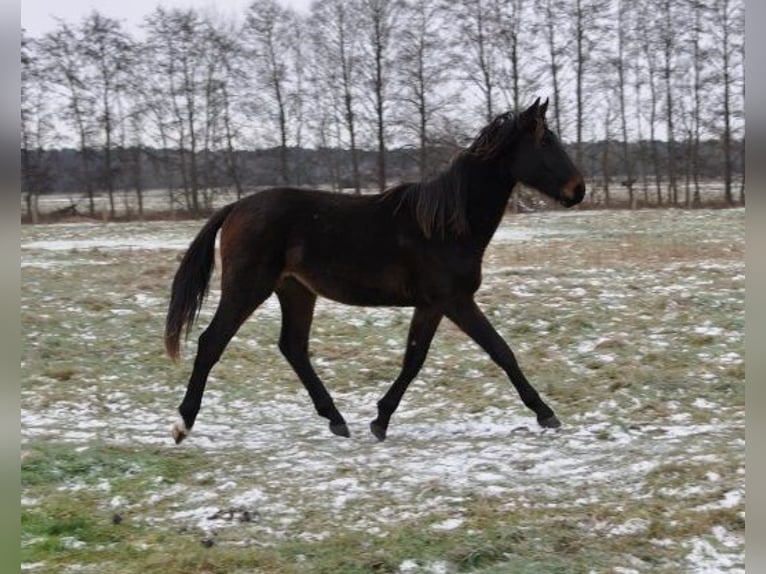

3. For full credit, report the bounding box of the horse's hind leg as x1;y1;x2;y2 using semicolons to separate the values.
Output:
172;273;277;444
275;277;349;438
370;306;443;441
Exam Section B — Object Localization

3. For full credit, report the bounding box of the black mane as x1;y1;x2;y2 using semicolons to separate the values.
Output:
384;111;523;239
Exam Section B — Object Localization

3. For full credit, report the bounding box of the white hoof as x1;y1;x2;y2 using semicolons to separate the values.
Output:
171;418;190;444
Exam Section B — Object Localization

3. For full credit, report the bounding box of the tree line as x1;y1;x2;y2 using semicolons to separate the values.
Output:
21;0;744;220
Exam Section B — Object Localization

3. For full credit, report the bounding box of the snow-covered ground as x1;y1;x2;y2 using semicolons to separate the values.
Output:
21;208;745;572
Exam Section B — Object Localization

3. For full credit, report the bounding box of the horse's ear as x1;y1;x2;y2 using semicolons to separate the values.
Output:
521;98;544;140
523;98;541;118
540;98;549;118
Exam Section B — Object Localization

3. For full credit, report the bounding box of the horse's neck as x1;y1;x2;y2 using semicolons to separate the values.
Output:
465;174;515;249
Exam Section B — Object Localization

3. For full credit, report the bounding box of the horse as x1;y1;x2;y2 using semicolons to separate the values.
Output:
165;98;585;444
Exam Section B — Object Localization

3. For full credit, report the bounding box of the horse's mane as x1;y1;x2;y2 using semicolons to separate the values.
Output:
383;111;522;239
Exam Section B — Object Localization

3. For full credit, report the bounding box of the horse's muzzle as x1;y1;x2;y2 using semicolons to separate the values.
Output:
561;176;585;207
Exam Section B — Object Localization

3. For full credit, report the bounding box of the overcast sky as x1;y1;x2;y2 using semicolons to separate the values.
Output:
21;0;312;37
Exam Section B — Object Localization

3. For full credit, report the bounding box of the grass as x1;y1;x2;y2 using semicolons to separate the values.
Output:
21;208;744;573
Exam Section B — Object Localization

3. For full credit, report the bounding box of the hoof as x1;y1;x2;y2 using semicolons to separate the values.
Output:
538;415;562;429
329;422;350;438
171;418;190;444
370;421;387;442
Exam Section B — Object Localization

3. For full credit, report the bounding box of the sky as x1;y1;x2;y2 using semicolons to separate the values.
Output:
21;0;312;37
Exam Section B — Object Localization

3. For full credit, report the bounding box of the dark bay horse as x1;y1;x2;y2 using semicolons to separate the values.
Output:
165;98;584;444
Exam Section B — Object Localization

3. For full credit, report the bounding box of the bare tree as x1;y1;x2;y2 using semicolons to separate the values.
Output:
708;0;744;205
601;98;615;206
143;7;207;212
301;35;337;189
289;17;309;185
615;0;636;208
737;8;744;204
21;30;36;220
129;37;179;212
39;20;98;215
208;21;247;199
80;11;133;218
21;30;54;222
677;96;695;208
120;91;147;218
658;0;681;204
493;0;535;113
632;58;649;205
244;0;296;185
637;0;663;205
394;0;455;179
538;0;568;138
565;0;611;171
359;0;402;192
687;0;708;206
451;0;498;123
310;0;363;193
193;15;245;207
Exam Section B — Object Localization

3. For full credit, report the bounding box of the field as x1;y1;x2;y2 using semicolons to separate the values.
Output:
21;207;744;573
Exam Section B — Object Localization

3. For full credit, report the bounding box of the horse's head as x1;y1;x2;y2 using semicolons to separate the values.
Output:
510;98;584;207
471;98;585;208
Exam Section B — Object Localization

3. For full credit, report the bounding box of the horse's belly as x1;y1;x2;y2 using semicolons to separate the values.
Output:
285;267;416;307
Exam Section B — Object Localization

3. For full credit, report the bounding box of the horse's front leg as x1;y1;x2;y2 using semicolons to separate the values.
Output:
445;297;561;429
371;306;443;441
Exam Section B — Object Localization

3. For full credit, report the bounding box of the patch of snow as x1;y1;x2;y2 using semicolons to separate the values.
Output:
693;398;717;409
611;518;649;536
719;352;742;364
425;561;452;574
430;518;464;531
576;337;614;354
60;537;86;549
22;238;191;251
694;326;724;337
712;525;741;549
110;309;135;316
231;488;268;507
170;506;222;532
685;536;744;573
400;560;453;574
696;489;743;511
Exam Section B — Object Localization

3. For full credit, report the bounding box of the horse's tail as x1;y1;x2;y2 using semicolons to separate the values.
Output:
165;203;236;362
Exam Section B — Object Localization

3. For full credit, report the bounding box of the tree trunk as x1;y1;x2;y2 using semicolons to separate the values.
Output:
375;38;387;193
617;0;634;209
575;0;584;169
543;0;563;137
721;0;734;206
